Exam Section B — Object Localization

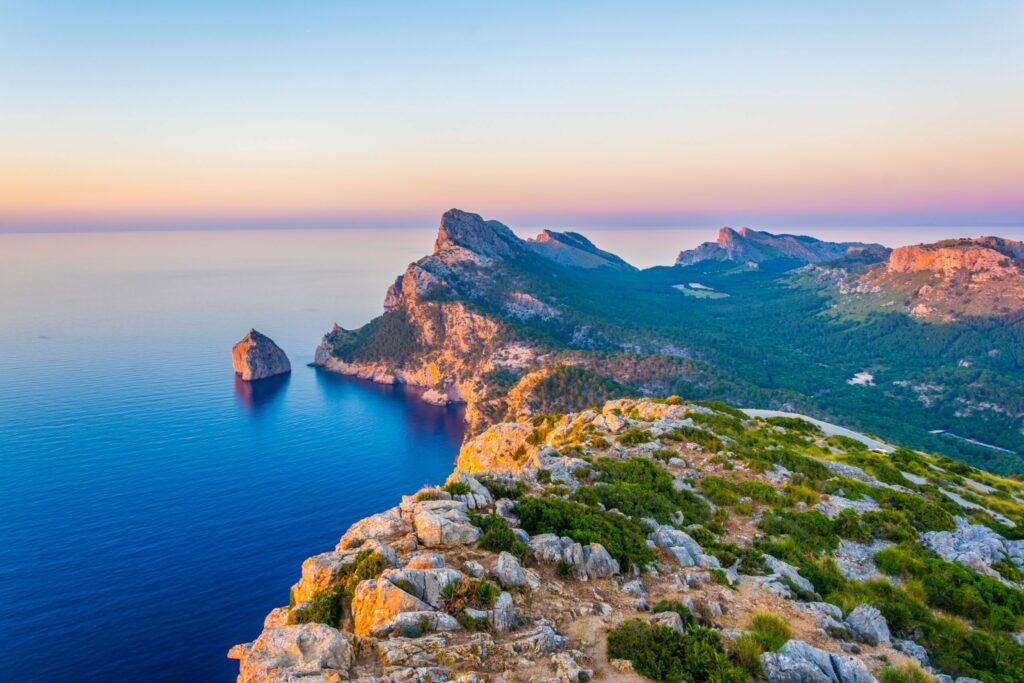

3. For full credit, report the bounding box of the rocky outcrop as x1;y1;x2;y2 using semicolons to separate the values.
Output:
761;640;877;683
232;329;291;381
411;499;482;547
676;227;886;268
921;517;1024;582
228;623;355;682
527;534;620;579
862;236;1024;320
844;604;891;646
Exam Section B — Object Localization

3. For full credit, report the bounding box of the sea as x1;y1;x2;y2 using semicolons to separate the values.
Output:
1;223;1021;681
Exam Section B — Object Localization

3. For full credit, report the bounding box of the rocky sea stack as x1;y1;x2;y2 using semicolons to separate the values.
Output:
232;329;291;381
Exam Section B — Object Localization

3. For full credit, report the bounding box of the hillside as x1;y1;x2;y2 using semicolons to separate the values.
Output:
232;397;1024;682
314;210;1024;474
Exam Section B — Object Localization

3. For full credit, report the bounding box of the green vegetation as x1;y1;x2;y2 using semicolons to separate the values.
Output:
443;481;471;496
748;612;792;652
878;662;933;683
291;549;388;627
617;427;654;446
606;619;746;683
571;456;712;525
516;496;656;569
526;365;631;415
663;426;723;452
469;512;525;556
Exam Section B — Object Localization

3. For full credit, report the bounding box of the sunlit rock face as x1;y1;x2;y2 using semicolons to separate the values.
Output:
232;329;291;381
675;226;887;267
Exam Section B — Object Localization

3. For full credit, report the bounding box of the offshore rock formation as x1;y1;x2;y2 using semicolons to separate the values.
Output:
232;329;291;381
231;397;1024;682
675;227;887;267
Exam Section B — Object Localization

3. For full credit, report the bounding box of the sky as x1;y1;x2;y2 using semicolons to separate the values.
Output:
1;1;1022;231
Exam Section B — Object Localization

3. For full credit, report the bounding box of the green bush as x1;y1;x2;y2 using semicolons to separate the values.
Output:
470;512;525;556
652;448;677;463
766;416;822;435
879;662;933;683
664;426;723;452
758;509;839;553
574;456;712;525
739;480;780;504
701;475;739;506
443;481;471;495
516;496;656;569
476;475;527;500
618;427;654;446
536;468;552;483
292;583;345;627
749;612;791;651
440;577;499;613
606;619;746;683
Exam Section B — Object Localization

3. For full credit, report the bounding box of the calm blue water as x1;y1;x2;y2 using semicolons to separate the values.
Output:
0;230;463;681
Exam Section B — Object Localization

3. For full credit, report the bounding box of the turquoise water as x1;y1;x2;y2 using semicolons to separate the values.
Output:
0;230;463;681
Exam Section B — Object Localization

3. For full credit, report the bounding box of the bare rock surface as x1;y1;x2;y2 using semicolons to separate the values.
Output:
232;329;291;381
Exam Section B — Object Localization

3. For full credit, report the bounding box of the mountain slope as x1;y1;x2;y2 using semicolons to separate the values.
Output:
316;210;1024;473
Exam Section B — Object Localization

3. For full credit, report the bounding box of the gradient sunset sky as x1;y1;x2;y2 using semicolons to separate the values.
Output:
1;1;1022;231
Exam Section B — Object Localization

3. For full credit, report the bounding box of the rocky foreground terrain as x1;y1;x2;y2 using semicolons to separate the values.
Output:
230;398;1024;682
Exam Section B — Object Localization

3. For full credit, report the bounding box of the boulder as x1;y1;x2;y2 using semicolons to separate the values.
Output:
232;329;291;381
834;540;889;582
649;525;718;568
761;640;876;683
650;611;686;634
494;551;527;588
412;499;482;547
338;506;410;551
404;552;447;570
351;577;441;636
527;534;620;579
844;604;890;646
921;517;1024;580
228;623;354;683
378;567;464;608
489;591;515;631
444;472;494;510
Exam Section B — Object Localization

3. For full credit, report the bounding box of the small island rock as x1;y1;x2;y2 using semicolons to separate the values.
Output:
232;329;291;381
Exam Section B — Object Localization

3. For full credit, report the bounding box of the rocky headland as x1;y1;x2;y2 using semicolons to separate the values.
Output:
230;397;1024;682
233;329;291;381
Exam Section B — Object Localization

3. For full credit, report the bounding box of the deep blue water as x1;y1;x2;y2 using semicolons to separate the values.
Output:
0;230;463;681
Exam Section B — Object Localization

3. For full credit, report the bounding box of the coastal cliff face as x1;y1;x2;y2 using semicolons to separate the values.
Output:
232;329;291;381
675;227;888;267
312;209;696;434
231;397;1024;682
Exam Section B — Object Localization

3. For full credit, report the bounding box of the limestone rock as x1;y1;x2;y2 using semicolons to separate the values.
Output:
494;551;527;588
649;525;719;568
338;506;410;551
404;552;447;570
761;640;876;683
921;517;1024;580
351;577;441;636
232;329;291;381
229;623;354;683
650;611;686;634
290;540;398;604
844;604;890;646
527;534;620;579
412;499;482;547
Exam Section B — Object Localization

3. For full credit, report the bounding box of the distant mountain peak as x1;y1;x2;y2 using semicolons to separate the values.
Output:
527;229;636;271
676;227;888;267
434;208;522;259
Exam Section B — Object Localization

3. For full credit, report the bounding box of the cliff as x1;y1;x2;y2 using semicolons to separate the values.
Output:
675;227;888;268
230;397;1024;682
861;236;1024;320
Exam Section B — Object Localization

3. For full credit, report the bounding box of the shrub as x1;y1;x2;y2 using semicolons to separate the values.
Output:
578;456;712;525
477;475;527;500
739;480;780;504
664;426;723;452
825;434;868;452
440;577;499;613
650;600;698;628
556;559;572;579
517;496;656;569
693;400;747;420
618;427;654;446
652;448;676;463
536;468;552;483
758;509;839;553
456;610;491;631
415;489;439;502
766;416;822;435
749;612;791;651
606;619;746;683
710;568;736;590
470;512;525;556
392;578;418;596
443;481;471;496
292;583;345;627
783;483;819;505
879;662;933;683
701;475;739;506
729;633;765;678
871;488;955;532
590;435;611;449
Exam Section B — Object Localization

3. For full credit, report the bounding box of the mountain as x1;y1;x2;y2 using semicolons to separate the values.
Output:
232;397;1024;683
526;229;636;271
675;227;889;267
857;237;1024;321
316;210;1024;474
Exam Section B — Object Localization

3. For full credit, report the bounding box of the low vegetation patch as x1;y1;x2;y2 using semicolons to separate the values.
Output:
606;618;746;682
469;512;526;556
